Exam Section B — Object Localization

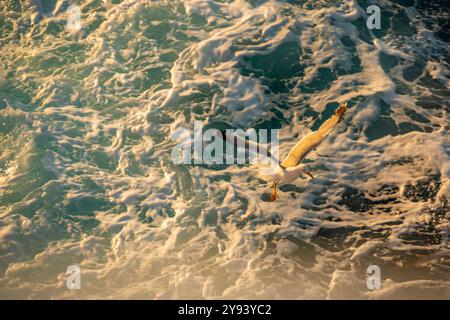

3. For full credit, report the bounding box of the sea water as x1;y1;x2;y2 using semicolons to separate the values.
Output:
0;0;448;299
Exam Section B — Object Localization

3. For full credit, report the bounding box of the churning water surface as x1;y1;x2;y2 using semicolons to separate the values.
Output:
0;0;449;299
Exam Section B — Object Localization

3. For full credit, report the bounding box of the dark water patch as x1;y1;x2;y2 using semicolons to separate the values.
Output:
415;96;443;110
338;187;373;212
198;121;282;169
352;229;388;249
299;68;337;93
189;12;208;26
144;22;171;41
260;193;272;202
140;67;171;89
72;216;100;233
284;235;317;267
405;108;430;123
65;196;113;216
286;0;307;6
379;52;399;73
419;75;449;97
191;105;205;115
84;15;106;35
338;184;401;213
138;3;178;22
208;174;231;183
6;180;67;219
292;218;318;229
368;184;400;197
50;43;88;63
312;195;327;206
82;0;107;14
238;64;263;78
242;41;304;93
159;51;178;62
324;215;343;222
279;184;305;193
312;226;362;252
213;187;229;206
260;233;277;256
3;0;21;12
311;102;339;131
426;195;448;221
398;122;423;134
86;149;117;171
138;205;176;225
377;98;392;115
340;36;356;48
403;60;425;82
336;36;363;75
365;99;405;141
270;214;282;225
254;112;286;130
147;110;174;124
295;103;319;123
393;0;415;6
393;78;414;95
403;174;441;202
415;0;450;42
350;17;373;44
392;9;417;37
399;225;445;246
2;83;33;108
37;0;58;14
435;20;450;42
202;209;218;226
365;116;399;141
236;213;257;229
166;163;194;200
271;105;288;121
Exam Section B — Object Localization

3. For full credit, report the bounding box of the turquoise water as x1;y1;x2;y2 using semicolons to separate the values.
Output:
0;0;449;299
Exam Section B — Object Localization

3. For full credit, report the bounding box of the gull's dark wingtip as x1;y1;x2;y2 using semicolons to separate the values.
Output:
335;102;347;122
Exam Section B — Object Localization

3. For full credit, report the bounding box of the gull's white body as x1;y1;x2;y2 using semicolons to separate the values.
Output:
260;164;307;184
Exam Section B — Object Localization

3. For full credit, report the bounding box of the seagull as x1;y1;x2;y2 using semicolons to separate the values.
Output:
260;102;347;201
220;102;347;201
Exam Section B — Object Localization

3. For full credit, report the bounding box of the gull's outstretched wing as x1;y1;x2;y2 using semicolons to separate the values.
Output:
280;102;347;168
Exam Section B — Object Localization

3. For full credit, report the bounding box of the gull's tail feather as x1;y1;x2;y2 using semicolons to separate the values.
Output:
251;161;281;183
257;168;277;182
